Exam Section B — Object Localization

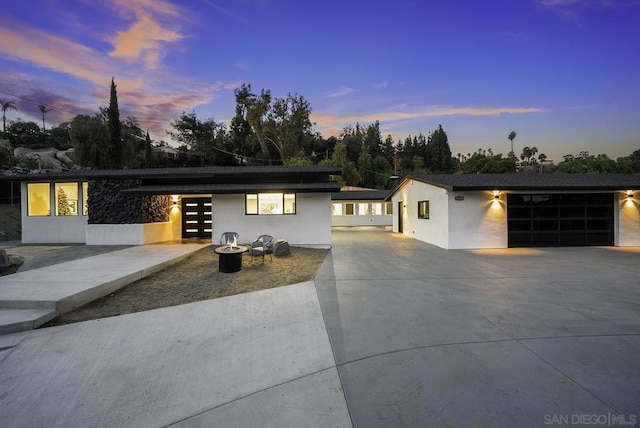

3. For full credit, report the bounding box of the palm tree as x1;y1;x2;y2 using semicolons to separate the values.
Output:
39;104;52;132
1;100;17;133
538;153;547;164
508;131;517;157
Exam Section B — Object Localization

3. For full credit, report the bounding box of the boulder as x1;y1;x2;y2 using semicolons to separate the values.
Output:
272;239;291;257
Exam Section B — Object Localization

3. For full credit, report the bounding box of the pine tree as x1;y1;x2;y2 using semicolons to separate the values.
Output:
106;77;123;169
424;125;453;173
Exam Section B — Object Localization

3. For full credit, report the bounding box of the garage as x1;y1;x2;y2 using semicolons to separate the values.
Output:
507;193;614;247
388;173;640;250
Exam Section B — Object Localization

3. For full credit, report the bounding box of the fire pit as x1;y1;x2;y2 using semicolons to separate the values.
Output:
214;245;248;273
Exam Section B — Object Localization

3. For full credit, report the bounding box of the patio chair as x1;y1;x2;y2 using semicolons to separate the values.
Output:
220;231;239;246
249;234;273;263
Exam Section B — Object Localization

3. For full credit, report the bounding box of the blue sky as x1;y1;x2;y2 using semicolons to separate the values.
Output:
0;0;638;162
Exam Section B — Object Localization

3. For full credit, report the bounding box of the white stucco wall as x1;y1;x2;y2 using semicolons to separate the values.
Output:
21;182;88;244
617;192;640;246
447;191;508;249
331;201;392;227
391;180;449;249
86;222;173;245
212;193;332;248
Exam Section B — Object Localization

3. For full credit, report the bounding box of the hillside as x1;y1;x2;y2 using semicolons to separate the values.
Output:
0;204;21;241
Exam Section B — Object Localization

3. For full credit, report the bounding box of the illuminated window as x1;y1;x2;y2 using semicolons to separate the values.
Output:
386;202;393;215
358;203;369;215
345;203;354;215
418;200;430;219
371;203;382;215
245;193;296;215
332;203;343;216
82;182;88;216
27;183;51;216
55;182;79;216
284;193;296;214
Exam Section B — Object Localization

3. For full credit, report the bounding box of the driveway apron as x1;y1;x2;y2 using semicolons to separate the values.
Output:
317;227;640;427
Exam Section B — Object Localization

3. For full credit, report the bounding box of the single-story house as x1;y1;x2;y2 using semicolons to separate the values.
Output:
387;173;640;249
1;165;341;248
331;187;392;227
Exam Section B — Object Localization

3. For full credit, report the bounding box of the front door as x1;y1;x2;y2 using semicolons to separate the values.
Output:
397;201;403;233
181;197;212;239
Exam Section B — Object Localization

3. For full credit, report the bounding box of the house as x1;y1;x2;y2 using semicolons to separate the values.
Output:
387;173;640;249
2;165;340;248
331;187;392;227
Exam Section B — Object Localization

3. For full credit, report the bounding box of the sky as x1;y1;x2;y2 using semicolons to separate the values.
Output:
0;0;639;163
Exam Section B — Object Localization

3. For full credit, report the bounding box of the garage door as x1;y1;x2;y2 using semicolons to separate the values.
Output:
507;193;614;247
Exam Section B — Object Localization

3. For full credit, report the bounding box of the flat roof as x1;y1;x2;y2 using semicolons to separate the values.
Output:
331;189;391;201
397;173;640;193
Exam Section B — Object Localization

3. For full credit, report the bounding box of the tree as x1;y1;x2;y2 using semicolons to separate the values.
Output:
234;84;272;159
69;114;109;168
508;131;517;158
556;152;627;173
424;125;453;172
266;93;313;161
5;120;42;148
48;122;72;149
322;141;360;186
38;104;52;132
168;111;221;167
106;78;123;169
1;100;17;133
462;153;516;174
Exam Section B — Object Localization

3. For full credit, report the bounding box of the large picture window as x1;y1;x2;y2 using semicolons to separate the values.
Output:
418;200;430;219
245;193;296;215
332;203;343;216
55;182;79;216
27;183;51;216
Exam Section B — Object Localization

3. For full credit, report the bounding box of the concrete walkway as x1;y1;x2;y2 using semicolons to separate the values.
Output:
1;229;639;427
0;243;208;334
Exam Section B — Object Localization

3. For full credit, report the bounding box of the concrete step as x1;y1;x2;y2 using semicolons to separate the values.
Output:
0;308;57;335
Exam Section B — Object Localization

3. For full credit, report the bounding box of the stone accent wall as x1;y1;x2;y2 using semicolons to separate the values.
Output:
88;179;169;224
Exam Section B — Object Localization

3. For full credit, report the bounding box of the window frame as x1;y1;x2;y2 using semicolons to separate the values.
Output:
55;182;80;216
27;182;51;217
418;200;430;219
245;193;297;215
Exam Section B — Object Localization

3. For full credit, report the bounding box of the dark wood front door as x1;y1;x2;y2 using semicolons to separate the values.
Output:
398;201;403;233
181;197;212;239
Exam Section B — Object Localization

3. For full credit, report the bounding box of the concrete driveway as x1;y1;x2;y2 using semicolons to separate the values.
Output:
316;227;640;427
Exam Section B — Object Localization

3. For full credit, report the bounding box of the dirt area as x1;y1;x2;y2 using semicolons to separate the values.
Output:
44;245;328;327
0;204;21;242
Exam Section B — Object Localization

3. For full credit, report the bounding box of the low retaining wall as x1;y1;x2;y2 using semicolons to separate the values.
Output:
86;222;173;245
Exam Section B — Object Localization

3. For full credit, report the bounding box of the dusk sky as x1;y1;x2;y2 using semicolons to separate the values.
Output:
0;0;638;162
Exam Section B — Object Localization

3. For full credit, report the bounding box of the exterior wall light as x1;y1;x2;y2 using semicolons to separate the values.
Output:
493;191;500;200
627;191;635;199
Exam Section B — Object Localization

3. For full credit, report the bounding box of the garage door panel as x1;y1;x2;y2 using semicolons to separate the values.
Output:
507;193;613;247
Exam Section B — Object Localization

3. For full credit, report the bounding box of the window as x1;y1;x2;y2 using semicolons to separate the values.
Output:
385;202;393;215
418;200;430;219
27;183;51;216
82;182;89;216
345;203;354;215
332;203;343;216
371;203;382;215
55;182;79;216
358;203;369;215
245;193;296;215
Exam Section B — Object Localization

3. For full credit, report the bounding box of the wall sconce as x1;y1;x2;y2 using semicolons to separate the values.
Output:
403;203;407;209
627;190;635;199
493;191;500;200
172;200;178;206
